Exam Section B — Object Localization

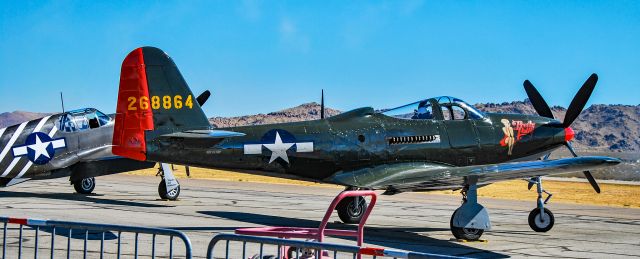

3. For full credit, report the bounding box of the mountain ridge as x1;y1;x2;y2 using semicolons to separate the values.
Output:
1;101;637;151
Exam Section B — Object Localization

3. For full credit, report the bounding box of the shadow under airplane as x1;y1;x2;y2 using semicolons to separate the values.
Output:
198;211;508;258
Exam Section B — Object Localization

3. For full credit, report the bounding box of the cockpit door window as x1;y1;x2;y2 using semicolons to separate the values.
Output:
451;105;467;120
441;106;453;120
57;108;112;132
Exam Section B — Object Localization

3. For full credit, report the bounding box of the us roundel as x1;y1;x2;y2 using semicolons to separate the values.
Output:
12;132;67;165
243;129;314;164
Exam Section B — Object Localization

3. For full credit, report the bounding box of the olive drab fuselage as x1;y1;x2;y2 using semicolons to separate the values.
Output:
146;103;567;185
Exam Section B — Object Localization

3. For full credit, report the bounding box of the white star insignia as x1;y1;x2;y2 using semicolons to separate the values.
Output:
28;134;51;160
262;132;295;163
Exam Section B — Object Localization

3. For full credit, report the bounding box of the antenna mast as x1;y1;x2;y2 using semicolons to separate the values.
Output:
60;92;65;113
320;89;325;119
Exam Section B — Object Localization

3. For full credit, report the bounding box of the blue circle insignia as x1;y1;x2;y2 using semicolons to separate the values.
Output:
260;129;296;143
27;132;56;165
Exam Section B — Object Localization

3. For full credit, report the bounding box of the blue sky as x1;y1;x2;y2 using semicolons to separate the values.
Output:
1;1;638;117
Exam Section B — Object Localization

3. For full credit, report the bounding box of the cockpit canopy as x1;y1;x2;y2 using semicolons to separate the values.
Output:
381;96;485;121
57;108;112;132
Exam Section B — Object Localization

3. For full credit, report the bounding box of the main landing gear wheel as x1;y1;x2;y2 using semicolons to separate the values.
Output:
450;208;484;241
528;208;555;232
74;177;95;194
158;179;180;201
337;196;367;224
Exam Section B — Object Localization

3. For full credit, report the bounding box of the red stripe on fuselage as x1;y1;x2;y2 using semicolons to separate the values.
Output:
112;48;154;161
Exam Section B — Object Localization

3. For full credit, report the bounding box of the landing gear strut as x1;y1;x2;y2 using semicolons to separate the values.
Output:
526;177;555;232
73;177;95;194
157;163;180;200
450;177;491;241
336;188;368;224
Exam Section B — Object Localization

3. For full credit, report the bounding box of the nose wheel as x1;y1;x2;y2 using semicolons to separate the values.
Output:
528;207;554;232
526;176;555;232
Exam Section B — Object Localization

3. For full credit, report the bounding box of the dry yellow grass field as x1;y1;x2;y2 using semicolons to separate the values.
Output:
127;166;640;208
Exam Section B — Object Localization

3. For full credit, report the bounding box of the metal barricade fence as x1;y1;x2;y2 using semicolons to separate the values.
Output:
0;216;192;259
207;233;467;259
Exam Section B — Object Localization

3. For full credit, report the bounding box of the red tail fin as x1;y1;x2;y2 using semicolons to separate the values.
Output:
112;48;154;161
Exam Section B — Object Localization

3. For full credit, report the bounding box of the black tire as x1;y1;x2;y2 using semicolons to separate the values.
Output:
450;209;484;241
337;196;367;224
73;177;95;194
528;208;555;232
158;179;180;200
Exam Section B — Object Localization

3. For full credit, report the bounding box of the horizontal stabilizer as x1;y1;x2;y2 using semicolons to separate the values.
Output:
161;130;245;139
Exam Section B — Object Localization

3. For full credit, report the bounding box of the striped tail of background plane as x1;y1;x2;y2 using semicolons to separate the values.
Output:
0;115;60;186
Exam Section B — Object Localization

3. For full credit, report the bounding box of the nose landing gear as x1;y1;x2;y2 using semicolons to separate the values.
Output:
526;176;555;232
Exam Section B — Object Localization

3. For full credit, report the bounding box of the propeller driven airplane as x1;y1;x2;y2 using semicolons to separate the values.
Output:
113;46;621;241
0;91;211;200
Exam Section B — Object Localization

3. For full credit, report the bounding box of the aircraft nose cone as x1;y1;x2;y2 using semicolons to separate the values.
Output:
564;127;575;142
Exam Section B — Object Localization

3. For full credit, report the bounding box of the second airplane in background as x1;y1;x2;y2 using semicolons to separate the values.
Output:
0;89;211;200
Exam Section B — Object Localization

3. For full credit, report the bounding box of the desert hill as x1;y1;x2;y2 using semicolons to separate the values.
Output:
0;111;52;128
209;102;341;127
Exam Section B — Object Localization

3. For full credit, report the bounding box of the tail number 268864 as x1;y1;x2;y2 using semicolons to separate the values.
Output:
127;95;194;111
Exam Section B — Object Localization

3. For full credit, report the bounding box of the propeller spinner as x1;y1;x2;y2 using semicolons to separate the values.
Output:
523;73;601;193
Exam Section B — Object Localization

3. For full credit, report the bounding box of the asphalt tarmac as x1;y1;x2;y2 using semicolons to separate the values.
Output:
1;174;639;258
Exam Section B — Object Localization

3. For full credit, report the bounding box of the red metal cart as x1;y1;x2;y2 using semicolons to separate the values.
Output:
235;190;378;259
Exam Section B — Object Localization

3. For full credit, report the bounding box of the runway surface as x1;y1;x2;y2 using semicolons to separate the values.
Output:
1;174;639;258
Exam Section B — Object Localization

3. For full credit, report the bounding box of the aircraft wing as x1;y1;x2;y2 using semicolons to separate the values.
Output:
327;156;620;193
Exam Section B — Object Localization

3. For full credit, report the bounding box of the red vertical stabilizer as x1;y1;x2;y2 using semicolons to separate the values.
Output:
112;48;154;161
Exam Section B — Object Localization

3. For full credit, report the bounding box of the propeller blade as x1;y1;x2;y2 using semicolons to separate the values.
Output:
583;171;601;193
321;89;325;119
523;80;554;119
563;73;598;127
565;141;601;193
197;90;211;106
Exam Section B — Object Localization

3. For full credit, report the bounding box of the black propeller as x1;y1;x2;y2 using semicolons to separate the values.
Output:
522;73;600;193
565;142;601;193
197;90;211;106
563;73;598;128
524;80;554;119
